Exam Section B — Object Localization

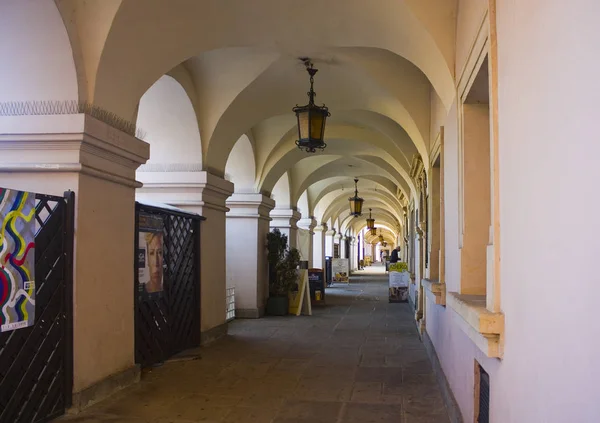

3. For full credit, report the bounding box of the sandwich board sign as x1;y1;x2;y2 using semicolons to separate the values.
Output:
288;269;312;316
389;262;410;303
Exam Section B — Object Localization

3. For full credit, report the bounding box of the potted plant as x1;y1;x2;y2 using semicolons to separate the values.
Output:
266;229;301;315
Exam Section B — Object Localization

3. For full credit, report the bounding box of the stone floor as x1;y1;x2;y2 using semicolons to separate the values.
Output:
58;266;449;423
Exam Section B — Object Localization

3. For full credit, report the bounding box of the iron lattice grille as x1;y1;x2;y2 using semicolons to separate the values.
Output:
0;192;74;423
134;204;201;367
226;288;235;322
478;365;490;423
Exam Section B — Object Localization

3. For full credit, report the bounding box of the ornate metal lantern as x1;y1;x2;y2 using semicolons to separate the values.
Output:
378;234;384;243
348;178;364;217
366;208;375;230
293;59;330;153
370;227;378;237
382;241;388;247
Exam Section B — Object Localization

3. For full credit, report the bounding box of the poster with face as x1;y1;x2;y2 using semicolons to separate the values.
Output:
138;213;164;295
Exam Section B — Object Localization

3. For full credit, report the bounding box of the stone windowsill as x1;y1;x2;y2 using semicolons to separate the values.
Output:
447;292;504;358
422;279;446;306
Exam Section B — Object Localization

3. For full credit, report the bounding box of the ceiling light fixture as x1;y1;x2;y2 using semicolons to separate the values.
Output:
366;208;375;230
348;178;364;217
293;59;330;153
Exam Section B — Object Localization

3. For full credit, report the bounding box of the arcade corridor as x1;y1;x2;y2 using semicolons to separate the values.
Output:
58;270;449;423
3;1;599;421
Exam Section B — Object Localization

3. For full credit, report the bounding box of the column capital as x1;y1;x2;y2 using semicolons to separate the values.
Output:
137;170;234;213
226;193;275;220
270;208;301;229
298;216;318;233
313;223;328;233
0;114;149;188
325;229;336;237
334;233;343;241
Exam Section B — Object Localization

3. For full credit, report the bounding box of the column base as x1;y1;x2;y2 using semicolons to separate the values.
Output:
69;365;141;413
235;307;265;319
200;322;229;345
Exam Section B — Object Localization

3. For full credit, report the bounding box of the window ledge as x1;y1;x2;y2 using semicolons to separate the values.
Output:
422;279;446;306
447;292;504;358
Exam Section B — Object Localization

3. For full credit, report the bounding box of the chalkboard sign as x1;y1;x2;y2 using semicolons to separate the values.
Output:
308;268;325;304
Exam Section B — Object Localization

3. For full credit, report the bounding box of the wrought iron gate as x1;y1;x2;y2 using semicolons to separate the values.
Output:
134;202;202;367
0;191;74;423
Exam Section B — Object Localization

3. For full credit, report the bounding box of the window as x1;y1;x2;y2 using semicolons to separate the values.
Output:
460;56;491;296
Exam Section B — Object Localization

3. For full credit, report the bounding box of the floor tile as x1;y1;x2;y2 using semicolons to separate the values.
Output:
54;266;449;423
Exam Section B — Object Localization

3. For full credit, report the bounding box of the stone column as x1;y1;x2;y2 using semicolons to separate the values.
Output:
325;228;336;257
225;193;275;318
349;239;356;270
270;208;301;248
136;170;234;343
312;223;327;269
0;114;149;404
298;216;317;267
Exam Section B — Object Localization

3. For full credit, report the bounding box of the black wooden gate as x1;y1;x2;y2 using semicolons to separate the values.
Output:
0;191;74;423
134;202;202;367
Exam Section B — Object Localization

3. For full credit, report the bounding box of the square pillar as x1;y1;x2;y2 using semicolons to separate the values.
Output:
270;208;301;248
136;170;234;343
226;193;275;318
340;236;348;258
325;229;336;257
0;114;149;404
312;223;327;269
298;216;317;267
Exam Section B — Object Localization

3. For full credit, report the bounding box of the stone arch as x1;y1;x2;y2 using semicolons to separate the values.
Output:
271;172;292;209
136;75;202;171
92;1;455;120
0;0;79;103
225;134;257;193
298;191;311;218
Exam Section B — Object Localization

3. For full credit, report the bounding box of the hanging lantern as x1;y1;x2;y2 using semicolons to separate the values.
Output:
370;227;377;237
348;178;364;217
382;241;388;247
366;208;375;229
378;234;384;243
293;59;330;153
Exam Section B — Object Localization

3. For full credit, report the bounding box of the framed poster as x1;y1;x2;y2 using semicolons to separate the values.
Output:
308;268;325;304
0;188;36;332
138;213;165;296
332;258;349;283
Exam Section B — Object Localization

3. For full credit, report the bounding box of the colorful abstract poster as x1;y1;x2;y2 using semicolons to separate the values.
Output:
0;188;36;332
138;213;164;295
